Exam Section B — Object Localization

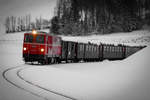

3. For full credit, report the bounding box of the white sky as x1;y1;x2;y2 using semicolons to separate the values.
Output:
0;0;57;24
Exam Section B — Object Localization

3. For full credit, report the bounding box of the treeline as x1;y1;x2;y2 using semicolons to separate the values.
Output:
5;15;50;33
51;0;150;35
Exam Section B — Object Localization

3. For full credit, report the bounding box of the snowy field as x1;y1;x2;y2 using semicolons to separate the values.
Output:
0;30;150;100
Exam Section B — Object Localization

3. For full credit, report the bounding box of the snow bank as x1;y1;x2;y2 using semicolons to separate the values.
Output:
19;46;150;100
0;23;5;35
61;30;150;46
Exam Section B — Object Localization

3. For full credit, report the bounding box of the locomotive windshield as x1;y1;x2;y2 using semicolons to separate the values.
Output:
24;34;33;43
24;34;45;43
36;35;45;43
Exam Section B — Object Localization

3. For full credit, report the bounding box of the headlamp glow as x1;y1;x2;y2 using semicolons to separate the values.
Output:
41;48;44;52
32;30;37;34
23;47;27;51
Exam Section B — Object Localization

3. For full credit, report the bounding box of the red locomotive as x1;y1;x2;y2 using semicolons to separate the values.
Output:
23;30;62;64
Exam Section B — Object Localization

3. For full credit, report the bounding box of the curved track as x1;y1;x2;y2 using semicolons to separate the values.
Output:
2;65;77;100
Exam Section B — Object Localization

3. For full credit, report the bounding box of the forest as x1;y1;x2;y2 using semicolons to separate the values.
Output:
51;0;150;35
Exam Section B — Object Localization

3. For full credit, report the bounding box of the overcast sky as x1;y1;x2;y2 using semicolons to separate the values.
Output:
0;0;57;24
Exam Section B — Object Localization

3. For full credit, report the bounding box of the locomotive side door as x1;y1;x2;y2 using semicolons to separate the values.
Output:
47;36;53;57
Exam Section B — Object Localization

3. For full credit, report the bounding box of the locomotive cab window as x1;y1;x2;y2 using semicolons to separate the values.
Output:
24;34;33;43
36;35;45;43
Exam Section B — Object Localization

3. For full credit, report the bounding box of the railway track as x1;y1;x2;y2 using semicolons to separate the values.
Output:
2;65;77;100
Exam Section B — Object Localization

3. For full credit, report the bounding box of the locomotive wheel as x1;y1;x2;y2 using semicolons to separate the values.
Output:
45;58;48;65
40;59;48;65
51;58;55;64
55;58;60;64
57;58;61;63
41;60;46;65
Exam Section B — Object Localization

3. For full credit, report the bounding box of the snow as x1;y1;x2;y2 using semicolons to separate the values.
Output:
61;30;150;46
18;46;150;100
0;30;150;100
0;23;5;35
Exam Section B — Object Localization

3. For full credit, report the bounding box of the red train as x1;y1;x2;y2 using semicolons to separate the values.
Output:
23;30;61;64
23;30;145;64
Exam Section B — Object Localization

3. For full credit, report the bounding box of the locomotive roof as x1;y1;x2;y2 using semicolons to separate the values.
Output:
25;31;47;34
24;31;61;38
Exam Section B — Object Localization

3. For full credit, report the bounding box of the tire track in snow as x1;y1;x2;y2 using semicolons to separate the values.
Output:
2;65;77;100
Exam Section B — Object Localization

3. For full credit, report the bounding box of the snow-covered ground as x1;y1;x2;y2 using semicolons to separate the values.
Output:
61;30;150;46
0;30;150;100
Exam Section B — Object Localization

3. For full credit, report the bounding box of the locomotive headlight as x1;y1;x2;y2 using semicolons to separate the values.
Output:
41;48;44;52
23;47;27;51
32;30;37;34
